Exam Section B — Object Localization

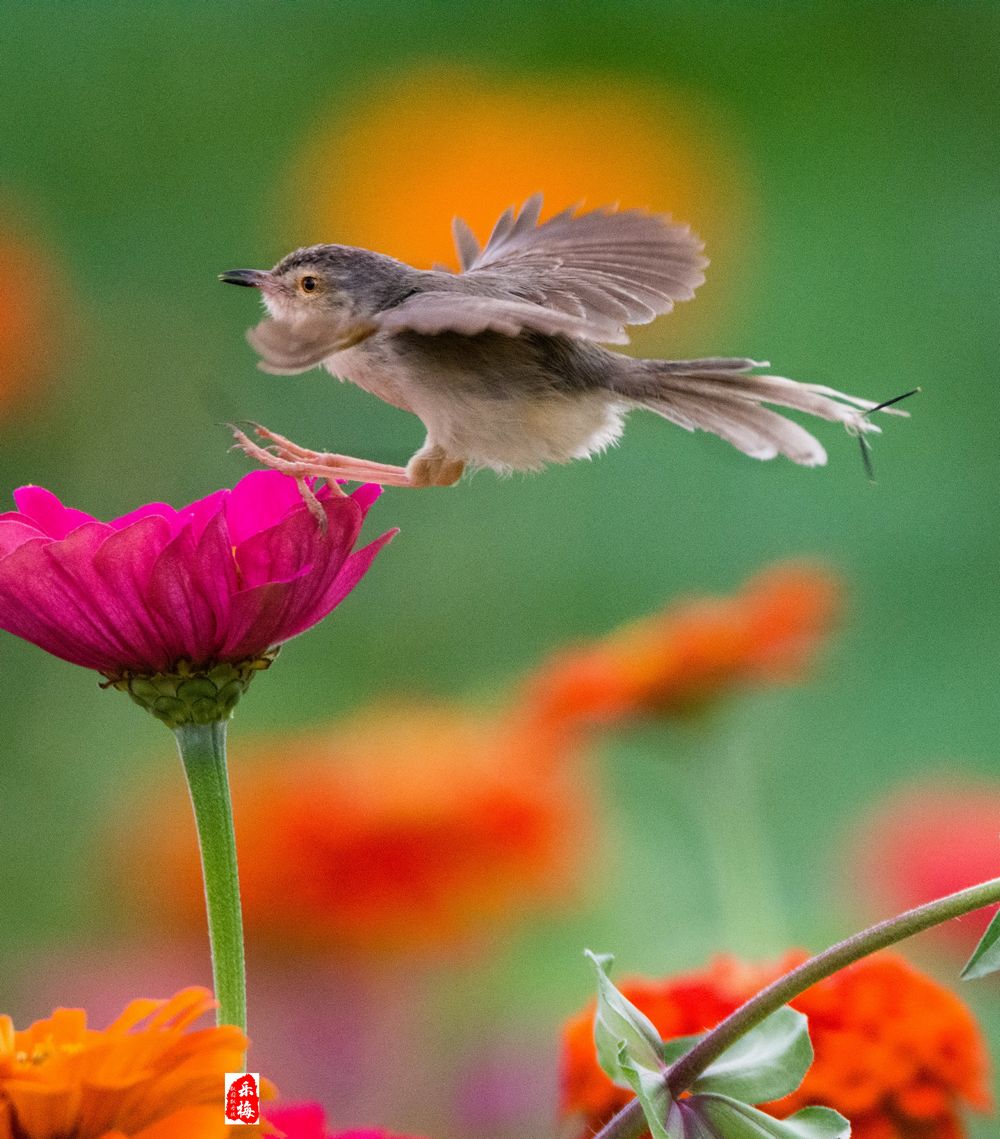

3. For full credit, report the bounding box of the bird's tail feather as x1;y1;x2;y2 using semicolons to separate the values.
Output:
613;357;905;467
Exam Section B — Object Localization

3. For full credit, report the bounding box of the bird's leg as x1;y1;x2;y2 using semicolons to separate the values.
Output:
247;423;417;483
406;443;466;488
232;424;466;490
231;423;415;488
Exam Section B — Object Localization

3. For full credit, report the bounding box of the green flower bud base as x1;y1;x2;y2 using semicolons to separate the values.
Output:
101;650;279;727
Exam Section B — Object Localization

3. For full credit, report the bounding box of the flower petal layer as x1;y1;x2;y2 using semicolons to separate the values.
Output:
0;474;392;674
0;988;248;1139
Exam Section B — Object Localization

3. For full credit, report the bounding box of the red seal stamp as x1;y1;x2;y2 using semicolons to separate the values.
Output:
224;1072;261;1125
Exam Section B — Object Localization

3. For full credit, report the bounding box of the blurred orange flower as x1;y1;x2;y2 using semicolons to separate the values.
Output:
850;776;1000;956
290;65;748;344
0;987;252;1139
561;951;991;1139
124;702;592;955
0;229;65;416
522;561;842;730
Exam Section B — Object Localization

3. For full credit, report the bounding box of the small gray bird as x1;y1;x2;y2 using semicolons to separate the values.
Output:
221;195;902;490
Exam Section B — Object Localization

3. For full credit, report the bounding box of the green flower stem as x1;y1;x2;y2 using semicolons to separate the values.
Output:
174;720;247;1035
594;876;1000;1139
686;724;789;954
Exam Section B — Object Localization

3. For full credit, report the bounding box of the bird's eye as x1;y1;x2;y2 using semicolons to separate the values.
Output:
300;275;318;294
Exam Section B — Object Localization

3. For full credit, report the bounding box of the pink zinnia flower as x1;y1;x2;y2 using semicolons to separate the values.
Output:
265;1102;424;1139
0;470;393;722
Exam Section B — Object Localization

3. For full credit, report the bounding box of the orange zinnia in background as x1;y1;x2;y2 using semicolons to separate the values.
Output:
560;951;991;1139
122;701;591;955
0;227;65;417
0;988;250;1139
522;561;842;730
286;65;749;348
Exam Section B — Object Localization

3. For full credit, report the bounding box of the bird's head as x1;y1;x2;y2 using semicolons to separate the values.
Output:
219;245;409;328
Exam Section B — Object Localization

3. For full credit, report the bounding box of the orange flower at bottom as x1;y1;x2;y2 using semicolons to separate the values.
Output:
560;952;991;1139
0;988;253;1139
524;562;842;729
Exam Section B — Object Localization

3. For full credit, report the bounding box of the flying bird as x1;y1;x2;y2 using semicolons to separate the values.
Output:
221;196;903;491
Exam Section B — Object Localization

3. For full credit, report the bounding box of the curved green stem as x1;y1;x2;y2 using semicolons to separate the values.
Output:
174;720;247;1034
594;876;1000;1139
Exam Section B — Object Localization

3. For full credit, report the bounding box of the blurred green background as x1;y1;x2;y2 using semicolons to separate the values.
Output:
1;2;998;1136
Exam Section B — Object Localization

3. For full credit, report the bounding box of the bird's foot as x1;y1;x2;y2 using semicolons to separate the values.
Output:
230;423;416;489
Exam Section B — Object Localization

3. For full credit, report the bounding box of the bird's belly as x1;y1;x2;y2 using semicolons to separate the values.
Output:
322;346;415;413
420;389;628;472
324;338;626;471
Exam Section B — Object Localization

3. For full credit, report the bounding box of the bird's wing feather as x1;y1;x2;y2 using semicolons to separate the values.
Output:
451;216;481;271
412;195;706;343
375;293;628;343
455;194;708;336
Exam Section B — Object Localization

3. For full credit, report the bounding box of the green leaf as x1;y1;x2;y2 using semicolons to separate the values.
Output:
961;908;1000;980
586;950;665;1087
688;1007;814;1103
618;1041;673;1139
585;951;673;1139
680;1094;850;1138
661;1032;705;1066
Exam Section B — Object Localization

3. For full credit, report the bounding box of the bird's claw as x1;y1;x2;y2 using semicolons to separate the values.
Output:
229;421;417;489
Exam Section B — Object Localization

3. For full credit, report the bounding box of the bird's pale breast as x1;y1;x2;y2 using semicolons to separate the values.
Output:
327;334;627;472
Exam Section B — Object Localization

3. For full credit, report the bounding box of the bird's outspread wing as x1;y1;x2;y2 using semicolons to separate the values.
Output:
376;195;708;345
460;194;707;320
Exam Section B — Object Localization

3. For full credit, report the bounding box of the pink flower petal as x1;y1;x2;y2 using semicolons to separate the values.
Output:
348;483;383;515
0;518;49;558
89;516;186;671
182;488;229;542
276;529;397;644
13;486;97;538
226;470;312;546
192;508;239;625
222;581;302;661
265;1104;327;1139
0;523;137;668
233;497;362;590
224;497;376;658
108;501;180;532
0;473;393;676
263;1103;413;1139
143;518;235;665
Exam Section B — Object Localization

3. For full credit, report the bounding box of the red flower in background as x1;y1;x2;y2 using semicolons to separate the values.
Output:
850;776;1000;955
523;561;841;731
120;701;592;954
561;952;990;1139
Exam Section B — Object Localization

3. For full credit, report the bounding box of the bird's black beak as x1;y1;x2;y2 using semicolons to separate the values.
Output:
219;269;266;288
